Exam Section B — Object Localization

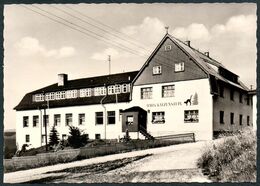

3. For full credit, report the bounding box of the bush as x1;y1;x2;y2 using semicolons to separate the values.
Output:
197;128;256;182
68;126;88;148
49;126;60;146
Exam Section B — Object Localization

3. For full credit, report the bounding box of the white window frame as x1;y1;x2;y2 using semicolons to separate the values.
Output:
33;115;39;127
162;85;175;98
23;116;29;127
34;94;44;102
108;85;116;95
152;112;165;124
80;88;92;97
141;87;152;99
65;113;73;126
54;114;61;126
165;45;172;51
94;87;106;96
153;66;162;75
115;85;121;94
66;89;78;99
121;84;130;93
175;62;185;72
184;110;199;123
78;113;85;125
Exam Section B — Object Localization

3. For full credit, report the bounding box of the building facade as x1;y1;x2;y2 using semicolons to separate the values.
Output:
14;34;254;149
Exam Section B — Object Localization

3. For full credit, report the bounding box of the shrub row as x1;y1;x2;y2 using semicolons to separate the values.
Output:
5;138;193;173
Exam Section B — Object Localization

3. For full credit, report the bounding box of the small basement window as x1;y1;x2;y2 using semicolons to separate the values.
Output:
25;135;30;143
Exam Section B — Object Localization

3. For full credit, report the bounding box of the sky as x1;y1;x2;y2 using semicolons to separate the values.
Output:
3;3;257;130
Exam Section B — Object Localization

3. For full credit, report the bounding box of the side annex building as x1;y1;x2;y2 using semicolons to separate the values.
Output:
14;34;254;149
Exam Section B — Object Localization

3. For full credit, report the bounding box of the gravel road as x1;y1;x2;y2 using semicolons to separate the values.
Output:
4;140;212;183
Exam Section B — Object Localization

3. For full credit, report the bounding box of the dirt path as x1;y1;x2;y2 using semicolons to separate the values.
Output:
4;141;212;183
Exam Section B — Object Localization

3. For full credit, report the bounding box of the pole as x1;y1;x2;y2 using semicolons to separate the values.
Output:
42;92;48;152
108;55;111;75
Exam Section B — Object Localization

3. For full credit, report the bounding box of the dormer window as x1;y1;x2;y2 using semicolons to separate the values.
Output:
153;66;162;75
165;45;172;51
175;62;184;72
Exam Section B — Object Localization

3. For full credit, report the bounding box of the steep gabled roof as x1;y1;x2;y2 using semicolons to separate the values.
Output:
14;71;138;111
133;33;249;91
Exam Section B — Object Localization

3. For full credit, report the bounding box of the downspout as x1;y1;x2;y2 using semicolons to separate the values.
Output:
38;107;42;147
100;84;107;140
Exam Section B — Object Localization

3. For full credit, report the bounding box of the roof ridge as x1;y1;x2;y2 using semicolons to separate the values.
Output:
69;70;139;82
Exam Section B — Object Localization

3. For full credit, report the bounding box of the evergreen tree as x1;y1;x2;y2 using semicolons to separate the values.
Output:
192;92;198;105
68;126;88;148
49;126;60;146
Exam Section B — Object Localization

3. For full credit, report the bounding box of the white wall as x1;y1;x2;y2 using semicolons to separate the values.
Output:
131;78;213;140
16;102;132;149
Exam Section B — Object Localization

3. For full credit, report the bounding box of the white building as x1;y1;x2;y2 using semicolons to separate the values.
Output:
15;34;254;149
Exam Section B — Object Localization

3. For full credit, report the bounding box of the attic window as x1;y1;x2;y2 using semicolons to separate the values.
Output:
165;45;172;51
175;62;184;72
153;66;162;75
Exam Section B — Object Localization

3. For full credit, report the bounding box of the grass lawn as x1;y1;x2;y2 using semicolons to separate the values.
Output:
197;128;256;182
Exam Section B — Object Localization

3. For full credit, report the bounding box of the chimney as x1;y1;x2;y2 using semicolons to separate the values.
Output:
205;52;209;57
185;40;191;47
58;73;68;86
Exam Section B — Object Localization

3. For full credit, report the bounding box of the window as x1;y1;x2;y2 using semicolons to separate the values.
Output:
153;66;162;75
108;85;116;95
219;85;224;98
43;115;49;127
220;111;224;124
121;84;130;93
45;92;56;101
23;116;29;127
114;85;121;94
239;93;243;103
239;115;243;125
175;62;184;72
126;115;134;125
34;94;44;102
62;134;67;140
162;85;175;97
107;111;116;124
66;90;78;98
54;114;61;126
184;110;199;123
79;88;92;97
56;91;66;100
95;112;103;125
33;115;39;127
165;45;172;51
230;89;234;101
152;112;165;124
141;87;152;99
65;113;72;126
25;135;30;143
95;134;101;139
230;113;234;125
247;116;250;126
94;87;106;96
79;114;85;125
41;135;46;143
